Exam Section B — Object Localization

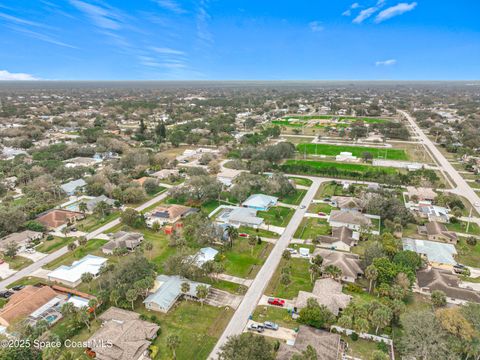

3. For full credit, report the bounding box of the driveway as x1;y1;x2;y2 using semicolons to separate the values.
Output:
244;320;296;342
258;294;295;309
0;263;16;280
17;250;48;262
206;288;243;309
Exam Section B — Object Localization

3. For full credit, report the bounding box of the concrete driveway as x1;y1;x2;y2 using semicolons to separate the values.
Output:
18;250;47;262
244;320;296;342
206;288;243;309
0;263;16;280
258;294;295;309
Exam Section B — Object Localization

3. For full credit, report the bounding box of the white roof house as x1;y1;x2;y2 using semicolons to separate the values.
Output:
192;247;219;267
47;254;107;287
242;194;278;211
60;179;87;196
402;238;457;268
216;206;264;228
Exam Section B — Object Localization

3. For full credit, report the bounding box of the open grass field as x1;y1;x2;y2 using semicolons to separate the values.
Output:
294;217;331;240
258;206;295;227
137;301;234;360
297;143;408;160
35;236;76;253
77;211;121;233
279;188;307;205
455;237;480;267
4;255;33;270
308;202;333;214
288;176;313;187
265;258;312;299
220;239;273;279
446;221;480;235
237;226;280;239
280;115;390;124
44;239;108;270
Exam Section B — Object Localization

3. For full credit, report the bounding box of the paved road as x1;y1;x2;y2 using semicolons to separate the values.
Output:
0;190;170;290
398;110;480;213
208;177;322;359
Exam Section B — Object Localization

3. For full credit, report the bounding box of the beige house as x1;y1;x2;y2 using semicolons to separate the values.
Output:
0;230;43;252
86;307;160;360
406;186;437;202
102;231;144;255
418;221;458;244
313;249;363;283
316;226;359;252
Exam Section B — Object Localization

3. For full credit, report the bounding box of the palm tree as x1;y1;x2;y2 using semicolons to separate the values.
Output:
60;302;76;317
196;285;209;307
248;236;256;255
67;242;77;252
226;226;238;249
126;288;138;310
78;202;87;215
88;298;98;319
76;306;91;331
167;334;180;359
365;264;378;293
181;282;190;301
144;241;153;260
81;272;94;290
324;265;342;281
110;289;120;306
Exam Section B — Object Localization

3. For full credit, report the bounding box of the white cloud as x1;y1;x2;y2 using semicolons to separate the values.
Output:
0;70;38;80
196;0;213;45
342;2;360;16
375;2;417;23
154;0;186;14
0;12;44;27
352;7;378;23
309;21;324;32
151;47;185;55
69;0;124;30
375;59;397;66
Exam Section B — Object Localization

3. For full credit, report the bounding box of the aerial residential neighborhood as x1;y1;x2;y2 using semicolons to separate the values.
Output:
0;1;479;360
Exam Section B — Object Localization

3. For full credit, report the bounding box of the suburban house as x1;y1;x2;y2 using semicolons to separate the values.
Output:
294;278;352;316
144;275;211;313
61;195;115;213
216;167;241;187
86;307;160;360
102;231;144;255
47;254;107;287
83;195;116;213
406;186;437;202
36;209;85;231
330;196;362;211
146;204;197;227
312;249;363;283
417;221;458;244
402;238;457;269
277;325;342;360
216;206;264;228
0;230;43;252
328;210;379;234
242;194;278;211
191;247;219;267
411;201;450;223
0;285;58;327
316;226;359;252
60;179;87;196
64;157;101;168
152;168;179;180
416;267;480;304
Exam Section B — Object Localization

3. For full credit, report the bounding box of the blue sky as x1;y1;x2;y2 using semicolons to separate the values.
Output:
0;0;479;80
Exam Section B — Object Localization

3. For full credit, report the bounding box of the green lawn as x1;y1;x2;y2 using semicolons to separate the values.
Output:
308;202;333;214
252;305;298;329
294;217;331;240
297;143;408;160
220;239;273;279
3;256;33;270
341;335;385;359
265;258;312;299
446;221;480;235
314;181;355;199
137;301;234;360
279;189;307;205
272;120;305;127
76;211;121;232
455;237;480;267
36;236;75;253
288;177;313;187
6;276;48;289
258;206;295;227
44;239;108;270
237;226;280;239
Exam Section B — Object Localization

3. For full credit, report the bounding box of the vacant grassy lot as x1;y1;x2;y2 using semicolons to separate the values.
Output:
308;202;333;214
220;239;273;279
237;226;280;239
455;237;480;267
258;206;295;227
137;301;234;360
279;189;307;205
252;306;298;329
315;182;350;199
297;143;408;160
294;217;331;240
288;176;313;187
446;221;480;235
77;211;121;232
272;120;305;127
44;239;108;270
36;236;75;253
4;256;33;270
266;258;312;299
